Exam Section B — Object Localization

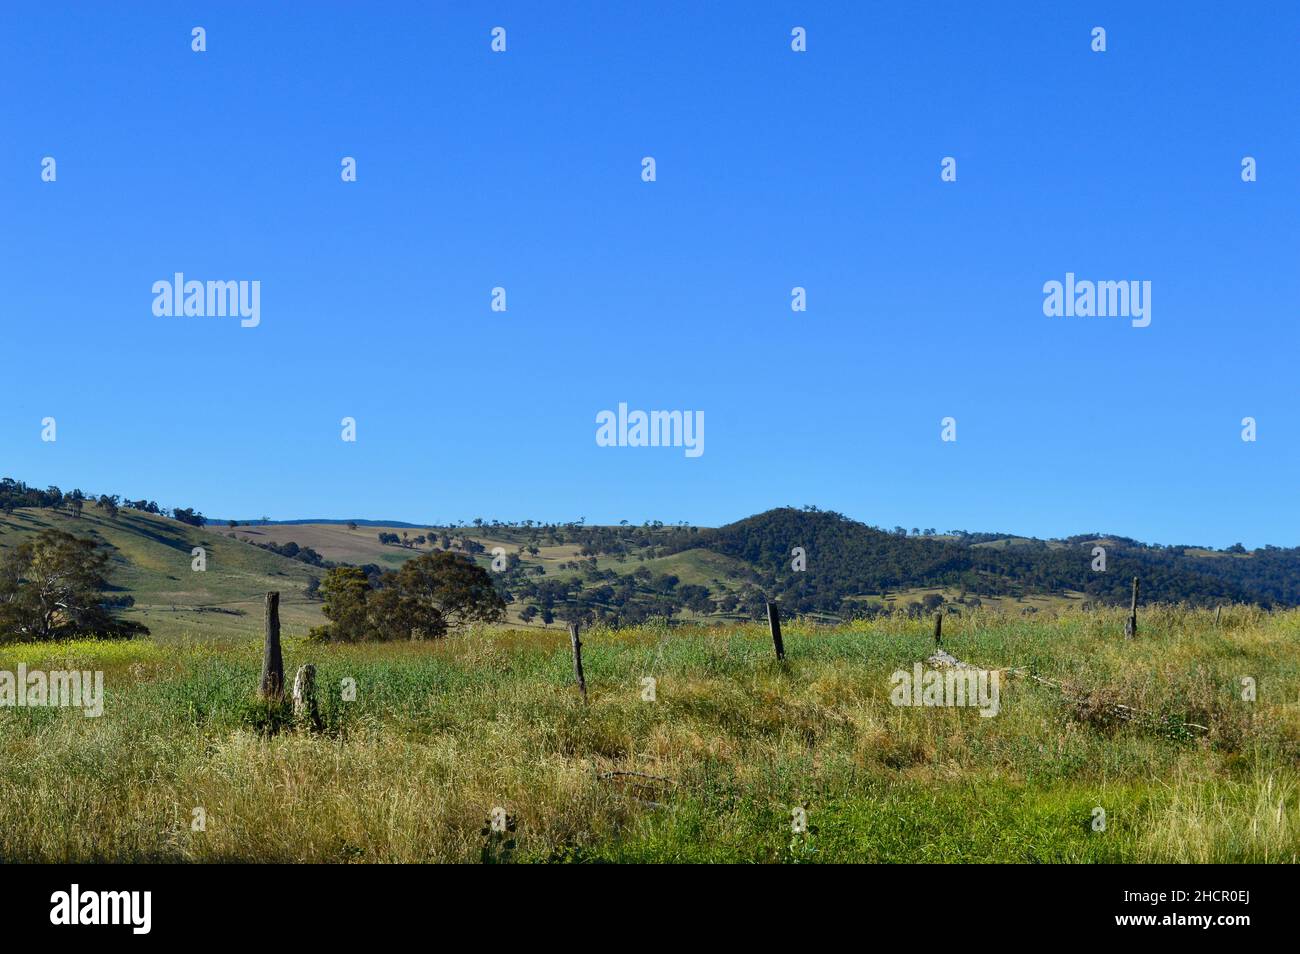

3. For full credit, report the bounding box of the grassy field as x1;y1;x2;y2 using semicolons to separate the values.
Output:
2;605;1297;863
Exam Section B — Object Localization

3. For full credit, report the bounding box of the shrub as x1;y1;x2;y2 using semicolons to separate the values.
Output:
309;552;505;641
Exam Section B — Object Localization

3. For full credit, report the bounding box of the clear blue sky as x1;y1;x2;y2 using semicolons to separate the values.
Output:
2;3;1295;547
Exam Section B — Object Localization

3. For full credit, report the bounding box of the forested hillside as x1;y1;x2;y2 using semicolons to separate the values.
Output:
676;508;1300;614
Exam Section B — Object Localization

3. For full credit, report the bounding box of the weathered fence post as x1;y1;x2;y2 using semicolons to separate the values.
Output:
767;601;785;661
260;591;284;698
1215;605;1222;627
1124;577;1139;640
933;613;943;648
292;664;321;730
568;622;587;704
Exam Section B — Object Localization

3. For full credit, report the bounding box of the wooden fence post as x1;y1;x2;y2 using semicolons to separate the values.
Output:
1124;577;1139;640
261;592;284;698
767;601;785;661
933;612;943;647
292;664;321;730
568;622;588;704
1215;605;1222;627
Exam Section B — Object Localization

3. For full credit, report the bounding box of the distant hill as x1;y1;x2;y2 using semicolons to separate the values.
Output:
680;508;1300;612
213;518;431;529
5;475;1300;638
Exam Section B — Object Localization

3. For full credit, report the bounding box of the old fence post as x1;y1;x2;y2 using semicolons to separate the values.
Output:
568;622;588;704
933;612;943;647
767;601;785;661
1124;577;1139;640
261;591;284;698
292;664;321;730
1215;605;1222;627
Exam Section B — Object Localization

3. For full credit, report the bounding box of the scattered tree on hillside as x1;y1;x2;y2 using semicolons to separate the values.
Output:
172;507;206;527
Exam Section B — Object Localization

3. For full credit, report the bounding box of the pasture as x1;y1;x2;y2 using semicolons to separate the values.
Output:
1;606;1296;863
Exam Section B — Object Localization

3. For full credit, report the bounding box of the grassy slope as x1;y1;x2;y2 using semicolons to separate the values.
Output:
0;508;323;640
636;547;752;585
238;525;751;580
1;606;1297;862
228;522;429;569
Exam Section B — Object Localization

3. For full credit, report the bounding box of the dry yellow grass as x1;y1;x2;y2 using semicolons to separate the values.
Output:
1;606;1297;862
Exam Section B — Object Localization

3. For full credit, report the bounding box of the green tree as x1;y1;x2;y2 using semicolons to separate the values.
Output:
311;567;371;641
0;530;147;641
390;550;505;631
310;552;504;642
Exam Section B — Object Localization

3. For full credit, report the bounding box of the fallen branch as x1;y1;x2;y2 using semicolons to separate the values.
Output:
925;652;1210;736
1003;666;1210;735
597;770;677;786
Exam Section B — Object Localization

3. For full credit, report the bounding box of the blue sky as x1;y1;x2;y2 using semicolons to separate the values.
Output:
2;2;1295;546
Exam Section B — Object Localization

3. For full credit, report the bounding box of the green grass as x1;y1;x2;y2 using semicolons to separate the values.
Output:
634;547;751;584
1;605;1297;862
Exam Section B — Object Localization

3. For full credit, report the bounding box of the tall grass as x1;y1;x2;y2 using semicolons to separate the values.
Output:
1;607;1297;862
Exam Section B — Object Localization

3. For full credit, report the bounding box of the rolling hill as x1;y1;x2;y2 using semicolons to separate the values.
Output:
678;508;1300;611
5;480;1300;641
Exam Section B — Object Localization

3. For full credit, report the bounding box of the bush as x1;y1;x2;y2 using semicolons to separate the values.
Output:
309;552;505;642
